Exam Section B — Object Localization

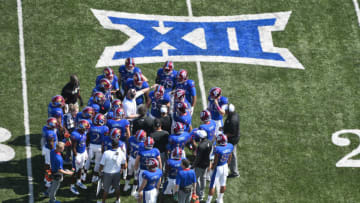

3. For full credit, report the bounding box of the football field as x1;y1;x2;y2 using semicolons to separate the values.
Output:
1;0;360;202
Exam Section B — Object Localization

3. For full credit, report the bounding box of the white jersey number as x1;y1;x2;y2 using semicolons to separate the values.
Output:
332;129;360;167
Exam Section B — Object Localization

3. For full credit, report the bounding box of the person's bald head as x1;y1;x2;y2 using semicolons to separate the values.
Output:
56;142;65;152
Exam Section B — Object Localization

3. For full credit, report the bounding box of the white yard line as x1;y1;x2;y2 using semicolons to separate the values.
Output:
16;0;34;202
186;0;207;110
353;0;360;26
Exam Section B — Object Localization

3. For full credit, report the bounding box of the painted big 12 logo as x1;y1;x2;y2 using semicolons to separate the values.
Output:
0;127;15;162
332;129;360;167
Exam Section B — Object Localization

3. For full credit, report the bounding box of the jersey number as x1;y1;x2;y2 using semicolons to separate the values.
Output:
0;127;15;162
332;129;360;167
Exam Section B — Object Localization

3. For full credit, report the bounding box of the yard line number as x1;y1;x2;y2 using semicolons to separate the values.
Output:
332;129;360;167
0;127;15;162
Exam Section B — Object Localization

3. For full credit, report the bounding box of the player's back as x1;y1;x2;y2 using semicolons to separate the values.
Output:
88;125;108;145
139;148;160;170
143;169;162;191
167;158;183;179
215;143;234;166
168;133;190;150
199;120;217;142
128;136;144;158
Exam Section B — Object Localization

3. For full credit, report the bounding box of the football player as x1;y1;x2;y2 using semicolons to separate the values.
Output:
163;147;184;195
175;69;196;115
134;137;162;193
107;108;131;142
173;102;192;132
95;67;120;97
207;87;228;133
167;122;191;158
125;130;146;195
42;117;58;188
107;99;122;120
75;106;94;126
147;85;171;118
88;91;111;115
155;61;177;94
136;158;163;203
206;133;234;203
118;57;148;97
85;113;109;183
92;78;112;102
124;72;150;106
102;128;126;153
70;119;90;195
199;110;217;144
48;95;65;126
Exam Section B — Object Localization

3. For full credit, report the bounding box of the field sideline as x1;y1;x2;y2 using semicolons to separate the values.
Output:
1;0;360;202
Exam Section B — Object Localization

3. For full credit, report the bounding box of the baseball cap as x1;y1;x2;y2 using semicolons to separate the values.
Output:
160;105;168;113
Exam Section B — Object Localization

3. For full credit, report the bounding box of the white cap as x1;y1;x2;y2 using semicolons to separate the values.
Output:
197;130;207;139
160;105;168;113
224;104;235;113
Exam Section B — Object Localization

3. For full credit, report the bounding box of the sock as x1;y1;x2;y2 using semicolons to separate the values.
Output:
207;195;213;203
219;193;224;200
125;180;130;186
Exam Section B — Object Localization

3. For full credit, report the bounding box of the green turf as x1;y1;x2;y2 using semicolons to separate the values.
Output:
1;0;360;202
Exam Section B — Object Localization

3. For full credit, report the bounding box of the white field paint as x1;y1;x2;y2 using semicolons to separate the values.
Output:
17;0;34;202
227;27;240;51
186;0;207;110
353;0;360;26
91;9;304;70
0;128;15;162
332;129;360;167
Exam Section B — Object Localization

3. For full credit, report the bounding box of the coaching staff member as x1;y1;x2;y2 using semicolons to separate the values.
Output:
99;139;127;203
61;74;84;112
192;130;212;200
223;103;240;178
47;142;74;203
175;159;196;203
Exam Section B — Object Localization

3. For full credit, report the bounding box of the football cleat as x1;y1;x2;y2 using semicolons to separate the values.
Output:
70;184;80;195
76;180;87;189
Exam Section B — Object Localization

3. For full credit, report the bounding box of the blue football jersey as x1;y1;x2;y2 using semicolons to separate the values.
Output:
71;129;87;153
157;68;177;93
47;103;64;125
208;96;228;121
118;65;142;89
199;120;217;142
149;90;171;118
42;126;58;149
142;169;162;191
91;86;112;101
88;125;109;145
175;79;196;105
173;111;192;132
75;112;93;127
138;148;160;170
215;143;234;166
102;136;125;151
167;158;183;179
95;75;119;91
107;119;130;141
168;132;191;151
128;136;144;158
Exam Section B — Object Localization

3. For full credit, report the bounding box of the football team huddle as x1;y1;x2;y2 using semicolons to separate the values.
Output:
42;58;237;203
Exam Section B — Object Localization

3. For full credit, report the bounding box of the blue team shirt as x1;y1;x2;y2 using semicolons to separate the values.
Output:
173;111;192;132
95;75;119;91
102;136;125;151
91;86;112;101
138;148;160;170
107;119;130;141
47;103;64;125
168;132;191;151
149;91;171;118
75;112;93;127
50;149;63;173
199;120;217;142
176;168;196;188
156;68;177;93
142;169;162;191
208;96;228;121
167;158;184;179
175;80;196;105
128;136;145;158
125;78;149;105
88;125;109;145
71;130;87;153
87;96;112;114
42;126;58;149
215;143;234;166
118;65;142;89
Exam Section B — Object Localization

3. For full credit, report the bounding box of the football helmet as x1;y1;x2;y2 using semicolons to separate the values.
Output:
78;119;90;132
163;61;173;75
154;85;165;99
93;113;106;126
173;122;184;134
99;78;112;91
144;136;154;149
133;72;144;88
110;128;121;140
146;158;158;171
216;133;228;146
200;110;211;122
125;57;135;72
171;147;183;160
114;107;125;120
46;117;58;129
103;67;114;81
82;106;95;119
174;89;186;102
93;92;106;105
176;69;188;84
51;95;65;107
176;102;187;114
135;130;147;143
111;99;122;110
209;87;221;100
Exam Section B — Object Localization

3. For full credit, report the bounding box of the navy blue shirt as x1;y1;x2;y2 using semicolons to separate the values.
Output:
176;168;196;188
50;149;63;173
